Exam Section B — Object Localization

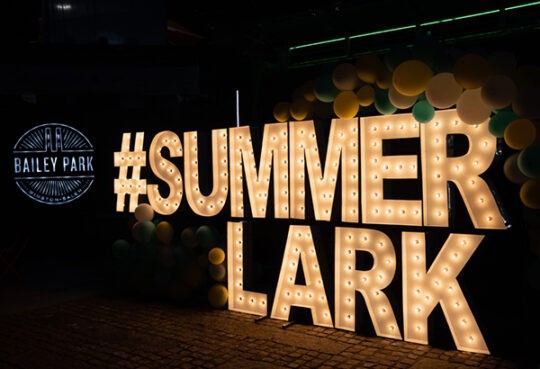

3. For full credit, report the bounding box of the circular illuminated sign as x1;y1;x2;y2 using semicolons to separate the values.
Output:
13;123;95;205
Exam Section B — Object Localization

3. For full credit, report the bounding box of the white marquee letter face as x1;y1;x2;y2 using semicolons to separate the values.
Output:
114;132;147;212
227;221;267;315
271;225;333;327
335;227;401;339
402;232;490;354
147;131;183;215
361;115;422;226
229;123;289;218
290;119;359;222
184;129;228;216
421;110;505;229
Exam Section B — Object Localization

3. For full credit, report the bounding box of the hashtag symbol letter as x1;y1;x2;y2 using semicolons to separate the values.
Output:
114;132;147;212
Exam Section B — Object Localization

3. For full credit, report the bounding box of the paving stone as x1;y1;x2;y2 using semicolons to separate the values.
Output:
0;295;524;369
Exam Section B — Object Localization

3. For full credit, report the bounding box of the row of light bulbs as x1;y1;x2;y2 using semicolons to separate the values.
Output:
115;110;506;231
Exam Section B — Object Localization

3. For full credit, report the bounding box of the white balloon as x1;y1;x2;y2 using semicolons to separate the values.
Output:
456;88;492;125
388;84;418;109
134;203;154;222
425;72;462;109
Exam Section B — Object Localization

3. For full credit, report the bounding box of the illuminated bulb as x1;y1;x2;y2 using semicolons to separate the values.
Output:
421;110;505;229
227;222;267;316
230;123;289;219
361;114;421;226
403;231;490;354
271;225;333;328
335;227;401;339
146;131;181;215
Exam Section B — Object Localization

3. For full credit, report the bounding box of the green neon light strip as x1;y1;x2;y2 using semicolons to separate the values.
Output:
289;37;346;51
420;9;499;26
505;1;540;10
288;1;540;51
349;24;416;39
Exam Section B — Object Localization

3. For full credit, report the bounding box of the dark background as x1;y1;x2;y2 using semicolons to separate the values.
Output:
1;0;539;367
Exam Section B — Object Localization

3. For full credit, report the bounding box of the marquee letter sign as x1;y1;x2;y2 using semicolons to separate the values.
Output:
114;110;508;354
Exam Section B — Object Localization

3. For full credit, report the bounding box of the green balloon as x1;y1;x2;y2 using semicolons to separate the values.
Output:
412;99;435;123
196;225;219;249
112;239;131;259
314;74;340;103
374;88;397;115
517;140;540;178
133;221;156;244
488;111;518;137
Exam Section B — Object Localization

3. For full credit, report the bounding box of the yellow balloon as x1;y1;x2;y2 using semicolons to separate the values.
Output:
392;60;433;96
504;119;537;150
290;97;312;121
453;53;492;89
356;85;375;107
520;179;540;209
375;66;393;89
208;283;228;308
300;80;317;102
333;91;359;119
355;54;384;84
273;101;291;122
208;247;226;265
156;221;174;245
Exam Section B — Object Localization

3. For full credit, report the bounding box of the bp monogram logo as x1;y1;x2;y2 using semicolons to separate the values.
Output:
13;123;95;205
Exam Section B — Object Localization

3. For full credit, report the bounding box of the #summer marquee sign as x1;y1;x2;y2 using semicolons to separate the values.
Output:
114;109;508;355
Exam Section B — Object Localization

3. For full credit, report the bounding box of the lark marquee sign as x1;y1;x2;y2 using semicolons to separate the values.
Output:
114;109;507;355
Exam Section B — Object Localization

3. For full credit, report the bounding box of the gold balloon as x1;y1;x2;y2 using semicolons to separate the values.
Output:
300;80;317;102
355;54;384;84
356;85;375;107
290;97;313;121
208;247;226;265
520;179;540;209
504;119;537;150
392;60;433;97
156;221;174;245
333;91;359;119
375;66;393;89
273;101;291;122
208;283;228;308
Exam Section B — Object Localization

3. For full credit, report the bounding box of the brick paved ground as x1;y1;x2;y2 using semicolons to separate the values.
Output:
0;293;531;369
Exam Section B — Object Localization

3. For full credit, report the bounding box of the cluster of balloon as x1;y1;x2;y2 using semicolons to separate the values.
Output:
111;203;228;308
272;47;540;210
